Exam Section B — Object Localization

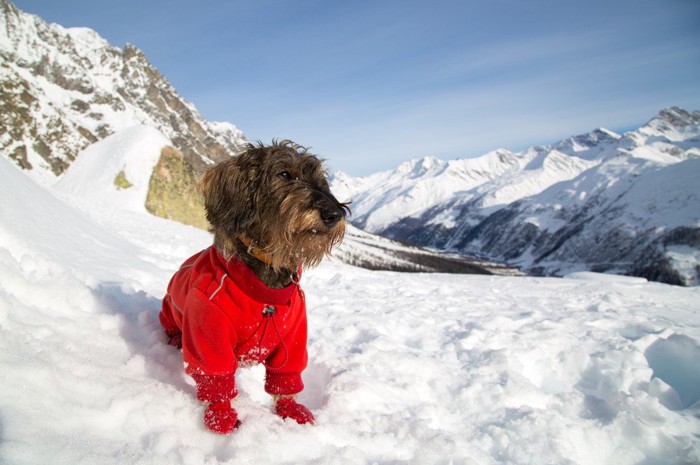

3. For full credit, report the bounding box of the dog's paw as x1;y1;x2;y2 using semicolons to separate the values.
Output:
274;397;315;425
204;401;241;434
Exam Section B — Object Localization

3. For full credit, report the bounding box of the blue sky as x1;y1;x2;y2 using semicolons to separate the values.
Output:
13;0;700;176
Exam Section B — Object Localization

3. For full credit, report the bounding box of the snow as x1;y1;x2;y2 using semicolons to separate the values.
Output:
332;138;609;234
1;131;700;464
64;26;112;53
333;149;525;232
54;125;170;213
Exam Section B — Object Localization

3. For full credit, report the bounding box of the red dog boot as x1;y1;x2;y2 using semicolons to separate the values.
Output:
274;397;315;425
204;401;241;434
167;333;182;349
163;327;182;349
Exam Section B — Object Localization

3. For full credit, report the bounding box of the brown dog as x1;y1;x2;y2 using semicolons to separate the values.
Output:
160;140;348;433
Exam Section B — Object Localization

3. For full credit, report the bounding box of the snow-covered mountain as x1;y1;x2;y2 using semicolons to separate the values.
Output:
0;0;246;185
333;108;700;285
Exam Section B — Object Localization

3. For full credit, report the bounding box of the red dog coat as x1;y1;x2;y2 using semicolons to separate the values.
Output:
159;247;308;403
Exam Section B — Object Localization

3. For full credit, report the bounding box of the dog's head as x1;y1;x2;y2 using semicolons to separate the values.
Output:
199;140;349;270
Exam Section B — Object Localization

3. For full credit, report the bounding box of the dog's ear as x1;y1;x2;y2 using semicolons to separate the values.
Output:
199;152;259;233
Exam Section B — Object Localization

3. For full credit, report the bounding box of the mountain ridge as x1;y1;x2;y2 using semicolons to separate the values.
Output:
0;0;246;184
333;107;700;285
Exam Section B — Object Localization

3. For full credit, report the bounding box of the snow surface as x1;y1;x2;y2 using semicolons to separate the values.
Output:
54;125;170;212
1;130;700;465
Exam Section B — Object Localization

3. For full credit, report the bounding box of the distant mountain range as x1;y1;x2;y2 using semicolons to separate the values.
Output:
2;0;698;284
332;107;700;285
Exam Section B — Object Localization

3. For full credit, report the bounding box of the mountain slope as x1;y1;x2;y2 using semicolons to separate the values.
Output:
334;108;700;285
0;0;246;184
462;151;700;283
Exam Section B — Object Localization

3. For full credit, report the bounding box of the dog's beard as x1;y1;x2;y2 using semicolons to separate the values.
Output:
260;207;346;270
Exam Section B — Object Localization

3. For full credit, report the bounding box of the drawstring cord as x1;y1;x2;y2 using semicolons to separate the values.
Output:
237;305;289;370
261;306;289;370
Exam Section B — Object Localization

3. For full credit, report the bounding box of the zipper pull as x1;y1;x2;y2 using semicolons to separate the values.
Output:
262;305;276;317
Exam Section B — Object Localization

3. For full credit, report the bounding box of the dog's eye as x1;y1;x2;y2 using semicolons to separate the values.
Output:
278;171;293;181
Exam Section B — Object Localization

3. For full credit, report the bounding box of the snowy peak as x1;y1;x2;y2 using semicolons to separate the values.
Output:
335;136;603;234
631;107;700;147
0;0;247;182
395;156;448;179
646;106;700;134
551;127;622;160
619;107;700;163
333;147;523;232
64;27;111;52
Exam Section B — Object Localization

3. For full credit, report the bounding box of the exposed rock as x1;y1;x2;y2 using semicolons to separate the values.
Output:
145;146;209;230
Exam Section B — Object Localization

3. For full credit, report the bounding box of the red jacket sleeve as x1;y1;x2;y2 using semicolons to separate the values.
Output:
264;289;308;396
182;288;238;402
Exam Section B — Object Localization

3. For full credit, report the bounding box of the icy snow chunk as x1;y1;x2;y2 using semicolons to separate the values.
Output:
575;347;669;423
648;377;683;410
644;333;700;409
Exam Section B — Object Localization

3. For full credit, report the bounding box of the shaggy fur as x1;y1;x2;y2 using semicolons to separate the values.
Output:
199;140;348;288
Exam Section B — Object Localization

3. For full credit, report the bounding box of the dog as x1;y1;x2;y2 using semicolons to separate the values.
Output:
159;140;348;434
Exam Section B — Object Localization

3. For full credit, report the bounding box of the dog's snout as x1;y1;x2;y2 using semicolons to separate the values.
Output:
313;189;348;229
320;205;344;228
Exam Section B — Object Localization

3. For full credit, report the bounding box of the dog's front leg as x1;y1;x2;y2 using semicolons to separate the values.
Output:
273;395;315;425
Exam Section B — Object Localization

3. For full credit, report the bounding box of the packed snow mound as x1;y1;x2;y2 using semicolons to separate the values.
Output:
54;125;170;212
1;142;700;464
0;154;174;287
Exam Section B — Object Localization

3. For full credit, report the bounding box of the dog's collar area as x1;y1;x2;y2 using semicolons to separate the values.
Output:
236;233;275;266
235;234;301;286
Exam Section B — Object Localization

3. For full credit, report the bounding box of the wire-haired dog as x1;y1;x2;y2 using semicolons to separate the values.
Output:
159;140;348;433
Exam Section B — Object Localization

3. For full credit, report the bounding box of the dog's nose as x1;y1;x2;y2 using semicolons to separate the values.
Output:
320;205;344;228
